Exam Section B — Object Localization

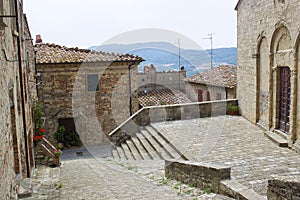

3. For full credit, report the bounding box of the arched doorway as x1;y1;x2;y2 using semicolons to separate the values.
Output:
270;25;293;135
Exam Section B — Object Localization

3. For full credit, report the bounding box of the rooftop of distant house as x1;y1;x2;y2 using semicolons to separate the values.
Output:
187;65;237;88
138;89;192;107
34;35;143;64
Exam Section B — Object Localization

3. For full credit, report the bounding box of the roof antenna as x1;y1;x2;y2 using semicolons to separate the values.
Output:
203;33;214;69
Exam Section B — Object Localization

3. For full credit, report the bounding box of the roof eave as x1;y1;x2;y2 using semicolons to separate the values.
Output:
235;0;242;11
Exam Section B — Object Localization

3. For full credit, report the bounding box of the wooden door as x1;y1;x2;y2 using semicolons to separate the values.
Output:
279;67;291;133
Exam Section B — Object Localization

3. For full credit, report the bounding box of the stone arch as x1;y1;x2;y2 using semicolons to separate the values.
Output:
293;32;300;143
256;35;270;129
270;25;294;136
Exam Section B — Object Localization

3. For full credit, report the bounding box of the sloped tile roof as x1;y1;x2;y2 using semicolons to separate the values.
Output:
138;89;192;107
187;65;237;88
35;43;144;64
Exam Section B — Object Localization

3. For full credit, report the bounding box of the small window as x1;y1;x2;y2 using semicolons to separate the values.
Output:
216;93;222;100
198;90;203;102
207;91;211;101
87;74;99;91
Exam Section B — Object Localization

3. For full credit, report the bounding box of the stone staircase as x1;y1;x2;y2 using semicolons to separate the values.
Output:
112;124;188;161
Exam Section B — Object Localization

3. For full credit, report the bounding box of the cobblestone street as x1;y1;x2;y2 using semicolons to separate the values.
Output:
59;148;230;200
28;116;300;199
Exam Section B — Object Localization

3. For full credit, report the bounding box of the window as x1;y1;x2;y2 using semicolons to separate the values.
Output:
207;91;211;101
87;74;99;91
198;90;203;102
216;93;222;100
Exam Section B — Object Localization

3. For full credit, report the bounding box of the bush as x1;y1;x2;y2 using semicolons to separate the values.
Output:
54;125;82;148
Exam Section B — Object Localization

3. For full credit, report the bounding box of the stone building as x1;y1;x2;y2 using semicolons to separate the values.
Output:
35;40;143;146
186;65;237;102
137;64;186;93
0;1;36;198
236;0;300;149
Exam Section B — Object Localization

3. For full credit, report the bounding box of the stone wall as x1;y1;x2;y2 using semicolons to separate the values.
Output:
236;0;300;146
37;61;140;146
165;159;231;193
137;65;186;93
268;176;300;199
0;0;36;198
186;82;236;102
109;99;237;143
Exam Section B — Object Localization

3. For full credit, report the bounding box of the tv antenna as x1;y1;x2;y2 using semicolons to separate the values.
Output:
203;33;214;69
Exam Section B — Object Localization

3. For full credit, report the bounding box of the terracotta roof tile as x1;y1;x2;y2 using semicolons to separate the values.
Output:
35;43;144;64
138;89;192;107
187;65;237;88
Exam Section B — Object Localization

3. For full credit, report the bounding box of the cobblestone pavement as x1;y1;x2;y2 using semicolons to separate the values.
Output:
59;148;231;200
152;115;300;196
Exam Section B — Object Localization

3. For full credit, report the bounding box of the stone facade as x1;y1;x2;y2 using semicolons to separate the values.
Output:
186;65;237;102
0;1;36;199
137;64;186;93
35;43;143;146
236;0;300;148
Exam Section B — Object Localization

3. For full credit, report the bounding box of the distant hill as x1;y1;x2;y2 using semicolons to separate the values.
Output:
90;42;236;77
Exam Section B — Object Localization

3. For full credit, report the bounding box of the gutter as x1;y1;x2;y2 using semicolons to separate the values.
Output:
14;0;30;178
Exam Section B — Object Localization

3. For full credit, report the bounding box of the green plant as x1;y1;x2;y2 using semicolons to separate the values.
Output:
55;183;62;189
34;101;43;128
146;101;155;106
227;104;239;112
204;185;212;194
54;126;82;148
159;101;167;105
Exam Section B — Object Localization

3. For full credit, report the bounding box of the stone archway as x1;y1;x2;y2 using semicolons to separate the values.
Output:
257;37;270;129
270;25;295;137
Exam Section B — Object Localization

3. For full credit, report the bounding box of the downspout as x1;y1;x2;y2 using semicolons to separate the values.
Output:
34;50;38;97
14;0;30;178
128;63;134;116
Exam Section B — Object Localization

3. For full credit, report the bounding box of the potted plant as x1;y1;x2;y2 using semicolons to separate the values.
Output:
227;104;240;115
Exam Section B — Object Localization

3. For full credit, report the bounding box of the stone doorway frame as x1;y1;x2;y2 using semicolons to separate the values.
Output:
269;24;297;143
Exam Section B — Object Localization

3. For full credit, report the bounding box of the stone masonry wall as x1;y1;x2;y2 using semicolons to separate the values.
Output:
186;82;235;102
165;159;231;193
268;176;300;199
0;0;36;198
37;61;140;146
137;67;186;93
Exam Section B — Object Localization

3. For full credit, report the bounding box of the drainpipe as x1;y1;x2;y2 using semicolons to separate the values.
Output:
128;63;134;116
14;0;30;178
34;50;38;97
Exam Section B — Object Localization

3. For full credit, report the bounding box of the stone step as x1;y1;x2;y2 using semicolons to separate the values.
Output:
121;143;135;160
131;136;152;160
126;139;143;160
220;179;267;200
264;131;288;147
145;126;177;159
136;131;161;160
140;128;171;160
116;146;127;160
112;147;120;160
274;129;288;139
147;125;188;160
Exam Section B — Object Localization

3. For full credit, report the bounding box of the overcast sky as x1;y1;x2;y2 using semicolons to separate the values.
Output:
24;0;238;50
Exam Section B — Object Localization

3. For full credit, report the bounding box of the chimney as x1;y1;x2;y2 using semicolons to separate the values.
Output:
35;34;43;44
